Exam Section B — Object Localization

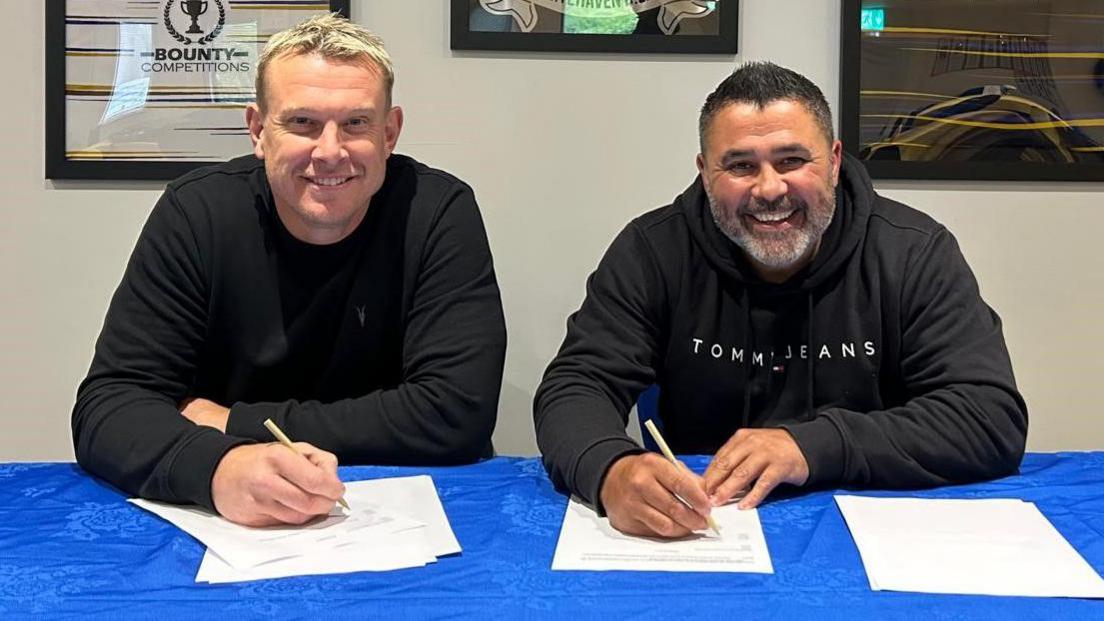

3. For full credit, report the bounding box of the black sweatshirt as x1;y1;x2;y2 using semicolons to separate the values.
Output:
73;154;506;511
534;153;1027;508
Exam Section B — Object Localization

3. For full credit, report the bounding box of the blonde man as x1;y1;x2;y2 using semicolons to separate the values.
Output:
74;15;506;526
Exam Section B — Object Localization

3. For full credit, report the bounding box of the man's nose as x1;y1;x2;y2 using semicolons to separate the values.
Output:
752;165;787;205
312;122;347;164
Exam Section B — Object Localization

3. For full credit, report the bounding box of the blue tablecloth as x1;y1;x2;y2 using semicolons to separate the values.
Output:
2;453;1103;619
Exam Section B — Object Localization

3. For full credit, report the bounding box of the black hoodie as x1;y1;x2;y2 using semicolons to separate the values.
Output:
534;153;1027;508
73;154;506;512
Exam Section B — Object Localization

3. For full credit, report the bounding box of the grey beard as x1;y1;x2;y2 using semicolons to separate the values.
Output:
707;191;834;270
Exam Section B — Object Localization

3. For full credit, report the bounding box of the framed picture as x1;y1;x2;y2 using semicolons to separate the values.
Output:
839;0;1104;182
450;0;738;54
45;0;350;180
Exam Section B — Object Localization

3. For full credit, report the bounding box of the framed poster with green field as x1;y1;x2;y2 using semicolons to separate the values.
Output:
451;0;738;54
45;0;350;180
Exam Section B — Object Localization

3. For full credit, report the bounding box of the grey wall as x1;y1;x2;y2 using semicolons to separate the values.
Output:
2;1;1101;461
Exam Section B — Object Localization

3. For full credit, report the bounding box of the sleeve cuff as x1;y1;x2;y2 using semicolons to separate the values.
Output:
781;415;846;487
226;401;283;441
167;430;253;512
574;437;646;513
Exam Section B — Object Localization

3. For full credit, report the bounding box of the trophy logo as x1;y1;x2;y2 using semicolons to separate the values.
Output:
163;0;226;45
182;1;208;34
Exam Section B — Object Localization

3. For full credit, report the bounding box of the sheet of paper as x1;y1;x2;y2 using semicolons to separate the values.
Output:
130;497;424;570
195;534;436;583
130;475;460;582
551;497;773;573
344;475;461;557
836;495;1104;598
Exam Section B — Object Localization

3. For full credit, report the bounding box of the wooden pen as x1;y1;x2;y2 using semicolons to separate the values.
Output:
263;418;350;511
644;419;720;534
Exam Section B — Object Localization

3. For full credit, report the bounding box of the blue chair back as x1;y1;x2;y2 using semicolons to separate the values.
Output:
636;384;662;452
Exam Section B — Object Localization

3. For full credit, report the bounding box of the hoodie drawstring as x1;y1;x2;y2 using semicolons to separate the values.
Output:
741;288;817;427
806;291;815;420
740;287;752;429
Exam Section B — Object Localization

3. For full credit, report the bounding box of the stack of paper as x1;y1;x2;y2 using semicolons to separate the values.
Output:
835;495;1104;598
551;497;773;573
130;475;460;583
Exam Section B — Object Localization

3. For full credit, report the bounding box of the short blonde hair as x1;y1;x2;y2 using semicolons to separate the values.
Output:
255;13;394;110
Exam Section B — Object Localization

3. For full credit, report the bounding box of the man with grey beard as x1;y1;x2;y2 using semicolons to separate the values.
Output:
534;62;1027;539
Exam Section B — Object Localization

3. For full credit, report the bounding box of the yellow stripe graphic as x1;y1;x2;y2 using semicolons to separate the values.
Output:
861;90;955;100
878;26;1049;37
864;141;931;149
861;114;1104;130
902;46;1104;60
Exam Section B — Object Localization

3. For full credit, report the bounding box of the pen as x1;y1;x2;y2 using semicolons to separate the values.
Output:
643;419;720;535
263;418;350;511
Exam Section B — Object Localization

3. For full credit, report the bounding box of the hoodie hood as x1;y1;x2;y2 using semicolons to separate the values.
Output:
681;151;876;294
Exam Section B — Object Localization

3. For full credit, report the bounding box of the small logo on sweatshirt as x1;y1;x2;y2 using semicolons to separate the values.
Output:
355;305;367;327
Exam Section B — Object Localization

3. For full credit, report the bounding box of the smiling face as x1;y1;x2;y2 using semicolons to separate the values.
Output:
696;99;842;283
246;52;403;245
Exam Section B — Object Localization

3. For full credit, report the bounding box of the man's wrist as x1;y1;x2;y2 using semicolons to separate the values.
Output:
583;440;645;516
782;415;845;486
168;431;254;512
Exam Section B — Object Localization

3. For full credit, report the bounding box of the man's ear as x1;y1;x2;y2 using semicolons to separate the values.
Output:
696;152;708;189
245;104;265;159
830;139;843;186
384;105;404;155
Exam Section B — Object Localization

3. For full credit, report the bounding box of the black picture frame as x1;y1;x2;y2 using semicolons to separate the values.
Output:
839;0;1104;182
450;0;738;55
45;0;351;180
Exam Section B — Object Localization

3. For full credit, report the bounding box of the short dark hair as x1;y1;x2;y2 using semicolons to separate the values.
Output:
699;61;834;151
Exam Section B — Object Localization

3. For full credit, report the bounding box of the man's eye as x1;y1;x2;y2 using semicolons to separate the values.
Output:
728;162;755;173
287;116;312;126
779;157;807;168
345;118;371;131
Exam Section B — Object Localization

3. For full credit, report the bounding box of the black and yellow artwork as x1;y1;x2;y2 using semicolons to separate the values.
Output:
841;0;1104;181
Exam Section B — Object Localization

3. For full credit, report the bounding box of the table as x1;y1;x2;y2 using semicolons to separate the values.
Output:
1;453;1102;618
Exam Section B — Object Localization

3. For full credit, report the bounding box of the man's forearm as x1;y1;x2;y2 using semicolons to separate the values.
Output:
73;382;249;510
224;375;500;465
787;383;1027;489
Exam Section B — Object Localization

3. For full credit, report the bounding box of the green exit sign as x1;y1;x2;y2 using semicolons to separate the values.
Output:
861;8;885;31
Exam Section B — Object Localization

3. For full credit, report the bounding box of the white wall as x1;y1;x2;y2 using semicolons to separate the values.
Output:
2;1;1101;461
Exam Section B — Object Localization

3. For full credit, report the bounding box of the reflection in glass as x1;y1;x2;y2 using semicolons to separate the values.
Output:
858;0;1104;165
